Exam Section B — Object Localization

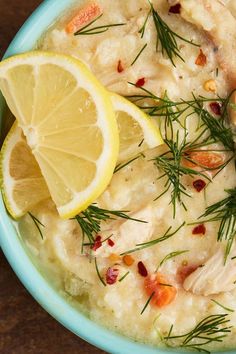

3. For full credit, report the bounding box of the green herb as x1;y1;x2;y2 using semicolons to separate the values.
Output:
139;9;151;38
95;258;106;286
114;155;141;173
165;314;232;353
74;205;147;245
199;189;236;262
28;212;45;240
146;1;199;66
118;271;130;282
120;222;185;255
74;13;126;35
131;43;147;66
156;250;189;271
141;291;155;315
211;299;234;313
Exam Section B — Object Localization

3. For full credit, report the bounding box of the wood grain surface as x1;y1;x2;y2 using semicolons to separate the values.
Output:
0;1;107;353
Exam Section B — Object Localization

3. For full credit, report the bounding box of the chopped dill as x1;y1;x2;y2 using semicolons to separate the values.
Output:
114;155;141;173
131;43;148;66
142;1;199;66
156;250;189;271
198;189;236;262
95;258;106;286
211;299;234;313
74;205;146;245
74;13;126;35
28;212;45;240
120;222;185;255
165;313;232;353
141;291;155;315
118;271;130;282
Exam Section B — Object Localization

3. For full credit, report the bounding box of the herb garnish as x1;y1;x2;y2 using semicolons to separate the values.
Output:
131;43;148;66
74;205;147;246
141;291;155;315
95;257;106;286
198;189;236;262
114;155;141;173
28;212;45;240
165;314;232;353
74;13;126;36
211;299;234;313
120;222;185;255
140;1;199;66
118;271;130;282
156;250;189;271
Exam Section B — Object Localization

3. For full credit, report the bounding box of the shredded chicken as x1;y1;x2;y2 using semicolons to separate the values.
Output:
183;246;236;295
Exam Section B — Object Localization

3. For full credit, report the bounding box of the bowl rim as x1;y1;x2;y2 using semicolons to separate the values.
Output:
0;1;235;354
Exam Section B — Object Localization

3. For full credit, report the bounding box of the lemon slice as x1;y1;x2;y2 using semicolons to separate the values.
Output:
1;122;50;218
111;93;163;162
0;51;119;218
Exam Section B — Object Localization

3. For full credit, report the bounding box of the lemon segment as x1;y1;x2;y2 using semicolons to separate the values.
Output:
111;93;163;162
1;123;50;218
0;52;119;218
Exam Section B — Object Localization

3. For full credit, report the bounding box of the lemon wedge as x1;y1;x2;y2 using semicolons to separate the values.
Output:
1;123;50;218
0;52;119;218
111;93;163;162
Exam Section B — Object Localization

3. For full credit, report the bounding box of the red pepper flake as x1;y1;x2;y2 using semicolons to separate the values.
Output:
209;102;221;116
192;224;206;235
138;261;148;277
106;267;119;285
117;60;124;73
107;238;115;247
92;235;102;251
169;3;181;14
135;77;146;87
193;179;206;192
195;49;207;66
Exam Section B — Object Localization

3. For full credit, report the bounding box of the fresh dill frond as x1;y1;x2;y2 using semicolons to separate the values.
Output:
74;205;147;245
118;271;130;282
139;9;151;38
211;299;234;313
74;13;126;35
146;1;199;66
120;222;185;255
165;313;232;353
95;258;106;286
28;212;45;240
114;155;141;173
156;250;189;271
199;189;236;261
131;43;148;66
140;291;155;315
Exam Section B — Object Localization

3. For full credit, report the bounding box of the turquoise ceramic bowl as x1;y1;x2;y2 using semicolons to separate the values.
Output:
0;1;234;353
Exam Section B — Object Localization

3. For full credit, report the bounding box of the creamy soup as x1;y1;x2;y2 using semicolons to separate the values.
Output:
16;0;236;351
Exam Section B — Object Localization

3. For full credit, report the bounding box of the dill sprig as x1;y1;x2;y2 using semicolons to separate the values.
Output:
211;299;234;313
120;222;185;255
28;212;45;240
114;155;141;173
118;271;130;282
156;250;189;271
141;291;155;315
95;258;106;286
74;13;126;35
131;43;147;66
142;1;199;66
74;205;147;245
165;314;232;353
199;189;236;261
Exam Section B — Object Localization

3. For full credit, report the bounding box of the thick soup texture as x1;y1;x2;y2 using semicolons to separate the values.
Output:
19;0;236;351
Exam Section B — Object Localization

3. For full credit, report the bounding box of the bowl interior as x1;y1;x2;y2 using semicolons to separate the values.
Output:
0;1;234;353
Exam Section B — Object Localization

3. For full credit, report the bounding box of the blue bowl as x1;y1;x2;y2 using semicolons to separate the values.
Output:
0;1;234;353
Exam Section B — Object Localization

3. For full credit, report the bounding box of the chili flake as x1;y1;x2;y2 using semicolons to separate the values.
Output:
106;267;119;285
209;102;221;116
117;60;124;73
195;49;207;66
107;238;115;247
193;179;206;192
192;224;206;235
169;4;181;14
135;77;146;87
123;254;135;266
92;235;102;251
138;261;148;277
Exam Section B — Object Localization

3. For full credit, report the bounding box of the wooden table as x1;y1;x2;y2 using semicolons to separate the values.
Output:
0;1;107;353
